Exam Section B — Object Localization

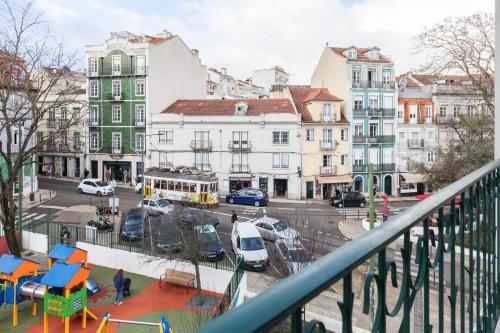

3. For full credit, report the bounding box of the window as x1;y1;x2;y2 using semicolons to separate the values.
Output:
159;151;173;166
453;106;460;118
89;58;98;75
48;132;55;146
352;69;360;84
73;132;80;146
368;96;378;109
348;49;357;58
112;105;121;123
369;123;378;138
272;153;289;168
136;55;146;74
322;129;332;144
112;55;121;75
60;107;68;121
354;95;363;110
194;152;210;171
306;129;314;141
158;130;173;143
427;151;435;163
136;79;145;96
467;105;474;117
382;70;391;84
397;105;403;119
36;131;43;145
136;133;145;151
341;154;348;166
272;131;288;144
426;105;432;119
135;105;145;125
61;132;68;145
439;106;447;118
322;155;332;167
354;124;363;137
194;131;209;148
232;153;248;172
112;133;121;153
89;80;98;97
158;131;166;142
232;131;249;148
427;131;434;141
323;103;332;122
112;80;121;97
14;130;19;144
341;128;349;141
90;132;98;150
89;106;99;124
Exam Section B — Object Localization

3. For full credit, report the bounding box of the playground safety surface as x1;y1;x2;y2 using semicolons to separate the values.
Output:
0;265;221;333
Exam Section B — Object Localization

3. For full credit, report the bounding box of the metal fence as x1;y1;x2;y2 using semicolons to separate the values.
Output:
196;159;500;332
214;257;245;317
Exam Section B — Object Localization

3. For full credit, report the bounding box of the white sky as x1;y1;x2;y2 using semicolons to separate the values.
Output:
34;0;494;84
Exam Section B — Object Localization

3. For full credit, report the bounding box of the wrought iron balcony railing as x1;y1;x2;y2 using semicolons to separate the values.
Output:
353;108;396;117
197;159;500;333
407;138;425;148
58;143;70;152
353;135;395;144
319;165;336;176
319;140;338;150
352;163;396;172
106;92;125;102
86;66;149;77
351;80;396;89
230;164;250;173
228;141;251;150
190;140;212;151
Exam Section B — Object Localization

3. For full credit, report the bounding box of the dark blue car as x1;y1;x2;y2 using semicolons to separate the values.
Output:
120;208;149;241
226;188;269;207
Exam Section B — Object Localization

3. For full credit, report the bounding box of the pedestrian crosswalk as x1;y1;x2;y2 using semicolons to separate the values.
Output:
242;206;260;216
15;211;48;227
335;208;380;219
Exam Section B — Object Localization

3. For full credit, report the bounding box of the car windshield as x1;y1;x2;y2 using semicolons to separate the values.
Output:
156;199;170;207
241;237;265;251
95;181;108;187
289;249;311;262
125;214;141;226
273;222;287;232
200;231;219;243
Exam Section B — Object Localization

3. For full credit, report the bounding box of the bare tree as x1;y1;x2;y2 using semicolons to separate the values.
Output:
0;0;84;255
410;12;495;187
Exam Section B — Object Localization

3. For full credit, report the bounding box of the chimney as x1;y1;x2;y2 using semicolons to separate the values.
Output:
221;67;227;75
191;49;199;56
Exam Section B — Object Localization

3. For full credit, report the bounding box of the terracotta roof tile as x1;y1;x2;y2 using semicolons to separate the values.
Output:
162;99;295;116
329;46;392;64
288;87;343;121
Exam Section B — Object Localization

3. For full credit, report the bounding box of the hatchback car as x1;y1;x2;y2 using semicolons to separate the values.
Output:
330;191;366;208
275;239;313;275
138;196;175;216
120;208;149;241
194;224;224;261
232;222;269;270
226;188;269;207
77;178;114;196
250;216;299;241
156;215;182;251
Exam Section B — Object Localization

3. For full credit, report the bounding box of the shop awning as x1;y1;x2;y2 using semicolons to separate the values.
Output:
401;172;428;184
317;175;353;184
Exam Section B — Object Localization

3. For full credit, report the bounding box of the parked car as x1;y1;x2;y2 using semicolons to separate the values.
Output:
226;188;269;207
250;216;299;241
275;239;313;275
180;208;219;229
120;208;149;241
330;191;366;208
194;224;224;261
231;221;269;270
156;215;182;251
77;178;114;197
137;196;175;216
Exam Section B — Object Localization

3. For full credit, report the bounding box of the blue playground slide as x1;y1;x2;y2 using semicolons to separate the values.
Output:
86;278;101;295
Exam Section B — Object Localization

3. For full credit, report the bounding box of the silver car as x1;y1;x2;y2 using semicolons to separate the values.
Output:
251;216;298;241
137;196;175;216
275;239;313;275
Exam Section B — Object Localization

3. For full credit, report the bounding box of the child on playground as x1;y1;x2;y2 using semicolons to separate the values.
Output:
113;269;125;305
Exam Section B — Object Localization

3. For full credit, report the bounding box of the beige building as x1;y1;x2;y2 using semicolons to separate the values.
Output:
287;87;351;200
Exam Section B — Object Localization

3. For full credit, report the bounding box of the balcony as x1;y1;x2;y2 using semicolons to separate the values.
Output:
86;67;149;77
59;119;69;128
353;108;395;117
47;118;57;127
353;163;396;173
73;143;81;151
407;139;425;148
106;92;125;102
194;164;212;172
134;118;145;127
352;164;366;172
190;140;212;151
59;143;70;152
196;159;500;332
432;83;474;95
351;80;395;89
319;165;337;176
354;135;395;144
230;164;250;173
319;140;338;151
228;141;251;151
46;143;57;151
89;118;99;127
112;147;122;154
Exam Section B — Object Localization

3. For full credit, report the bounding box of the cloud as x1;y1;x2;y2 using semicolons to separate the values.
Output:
33;0;494;84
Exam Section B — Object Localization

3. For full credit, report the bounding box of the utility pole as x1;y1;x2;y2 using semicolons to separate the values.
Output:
368;163;375;328
17;122;24;252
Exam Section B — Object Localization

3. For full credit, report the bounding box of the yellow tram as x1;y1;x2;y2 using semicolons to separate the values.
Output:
143;169;219;208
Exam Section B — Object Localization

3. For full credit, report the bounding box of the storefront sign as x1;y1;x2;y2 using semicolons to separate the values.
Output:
273;175;288;179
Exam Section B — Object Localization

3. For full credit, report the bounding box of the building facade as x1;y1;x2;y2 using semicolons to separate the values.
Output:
252;66;289;95
311;45;397;194
207;67;267;99
150;99;302;199
85;31;206;183
288;87;351;200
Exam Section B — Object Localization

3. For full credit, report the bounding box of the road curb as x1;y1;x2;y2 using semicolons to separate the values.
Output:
337;220;353;240
24;191;57;210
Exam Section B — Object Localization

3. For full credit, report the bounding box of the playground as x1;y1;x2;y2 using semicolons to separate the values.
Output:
0;247;222;333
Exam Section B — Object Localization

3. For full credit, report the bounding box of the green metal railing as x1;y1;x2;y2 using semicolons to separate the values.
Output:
214;257;245;317
197;159;500;332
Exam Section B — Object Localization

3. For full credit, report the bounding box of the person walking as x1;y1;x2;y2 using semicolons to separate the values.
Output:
231;211;238;224
123;169;129;184
84;169;89;179
59;227;71;245
113;269;125;305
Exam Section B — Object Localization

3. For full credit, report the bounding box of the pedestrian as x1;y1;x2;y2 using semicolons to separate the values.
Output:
60;227;71;245
231;211;238;224
105;168;111;182
113;269;125;305
123;169;129;184
335;188;341;198
84;169;89;179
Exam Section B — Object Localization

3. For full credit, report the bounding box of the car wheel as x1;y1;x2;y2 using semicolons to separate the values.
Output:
360;202;366;208
229;198;234;204
96;191;102;197
77;188;83;194
337;203;343;208
254;201;260;207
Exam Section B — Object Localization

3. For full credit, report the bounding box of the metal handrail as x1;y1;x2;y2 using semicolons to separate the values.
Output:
197;158;500;333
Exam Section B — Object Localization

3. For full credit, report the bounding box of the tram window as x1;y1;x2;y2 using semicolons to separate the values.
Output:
190;183;196;192
145;178;151;187
182;182;189;192
210;183;215;192
201;184;208;193
216;182;218;191
174;181;181;191
168;181;175;191
154;179;160;189
161;180;168;190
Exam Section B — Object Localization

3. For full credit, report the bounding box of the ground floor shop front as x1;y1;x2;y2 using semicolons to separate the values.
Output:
220;173;300;200
302;174;353;200
88;154;144;186
36;153;83;179
352;172;396;196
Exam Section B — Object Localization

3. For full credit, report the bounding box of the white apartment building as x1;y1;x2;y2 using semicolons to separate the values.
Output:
150;99;302;199
207;67;267;99
252;66;289;95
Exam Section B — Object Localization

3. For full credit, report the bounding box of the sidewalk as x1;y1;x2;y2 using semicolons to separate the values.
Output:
338;219;366;240
37;175;134;189
16;188;56;210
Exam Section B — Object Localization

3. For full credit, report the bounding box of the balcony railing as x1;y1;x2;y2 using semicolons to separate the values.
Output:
353;163;395;172
89;118;99;126
228;141;251;150
112;147;122;154
354;135;395;144
353;108;395;117
47;118;57;127
407;138;425;148
197;159;500;333
352;80;395;89
73;143;81;151
190;140;212;151
106;92;125;101
58;143;70;152
319;165;336;176
86;66;149;77
319;140;338;150
230;164;250;173
46;143;57;151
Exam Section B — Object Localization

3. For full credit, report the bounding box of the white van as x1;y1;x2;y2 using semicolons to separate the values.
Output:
231;221;269;270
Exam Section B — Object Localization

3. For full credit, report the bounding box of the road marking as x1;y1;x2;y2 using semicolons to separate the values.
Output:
263;208;267;215
306;208;324;211
208;211;250;220
277;207;295;211
39;205;66;210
